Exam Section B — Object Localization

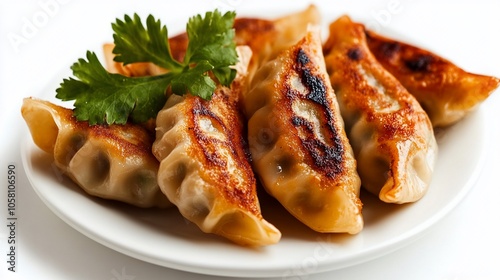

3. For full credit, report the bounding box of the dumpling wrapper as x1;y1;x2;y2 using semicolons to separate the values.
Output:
365;29;500;128
232;4;321;80
153;47;281;246
243;27;363;234
323;16;438;204
21;98;171;208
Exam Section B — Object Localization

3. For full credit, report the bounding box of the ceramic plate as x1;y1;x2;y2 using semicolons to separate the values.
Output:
21;7;488;278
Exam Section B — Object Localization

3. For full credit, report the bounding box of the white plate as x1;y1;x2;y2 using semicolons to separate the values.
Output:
20;9;488;279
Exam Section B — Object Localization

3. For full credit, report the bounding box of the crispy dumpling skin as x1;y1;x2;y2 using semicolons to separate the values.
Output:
21;98;171;208
323;16;438;204
365;29;500;127
243;27;363;234
153;47;281;246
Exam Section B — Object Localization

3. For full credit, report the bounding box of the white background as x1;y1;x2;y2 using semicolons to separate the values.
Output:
1;0;500;279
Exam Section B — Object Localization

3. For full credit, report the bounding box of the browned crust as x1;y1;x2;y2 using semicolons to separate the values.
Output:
234;17;277;71
265;30;357;185
31;99;157;159
233;17;276;49
183;88;260;216
364;29;500;121
324;16;431;144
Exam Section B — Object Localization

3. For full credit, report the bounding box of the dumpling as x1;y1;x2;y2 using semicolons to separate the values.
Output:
21;98;171;208
365;29;500;127
233;4;321;79
242;27;363;234
323;16;438;204
152;47;281;246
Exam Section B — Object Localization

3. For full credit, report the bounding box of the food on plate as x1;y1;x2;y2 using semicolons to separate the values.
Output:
153;46;281;246
21;98;171;208
365;29;500;127
57;11;239;126
22;5;499;246
102;5;321;83
242;27;363;234
323;16;438;204
233;4;321;80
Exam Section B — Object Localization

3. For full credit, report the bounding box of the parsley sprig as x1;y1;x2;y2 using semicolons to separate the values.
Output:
56;10;238;125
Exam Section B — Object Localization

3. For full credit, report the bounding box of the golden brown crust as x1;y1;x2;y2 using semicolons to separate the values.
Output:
324;18;428;144
364;29;500;127
152;52;282;244
244;28;363;233
324;16;437;203
275;39;350;181
22;98;170;208
182;87;260;216
22;98;156;160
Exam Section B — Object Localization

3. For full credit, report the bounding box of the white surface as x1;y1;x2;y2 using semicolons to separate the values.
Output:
1;0;500;279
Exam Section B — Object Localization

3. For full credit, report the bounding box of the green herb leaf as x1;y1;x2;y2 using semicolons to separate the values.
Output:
56;10;238;125
185;10;238;86
112;14;182;70
56;51;171;125
170;60;216;99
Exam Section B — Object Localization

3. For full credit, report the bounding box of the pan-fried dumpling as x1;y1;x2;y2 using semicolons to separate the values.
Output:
242;27;363;234
153;47;281;246
21;98;171;208
365;29;500;127
233;4;321;80
323;16;438;204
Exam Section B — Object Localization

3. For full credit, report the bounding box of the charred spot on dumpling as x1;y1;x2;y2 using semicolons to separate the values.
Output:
304;70;328;106
405;55;433;72
347;47;363;61
296;48;311;66
291;48;346;178
379;42;401;58
303;139;344;176
291;116;313;131
89;151;110;185
295;49;328;106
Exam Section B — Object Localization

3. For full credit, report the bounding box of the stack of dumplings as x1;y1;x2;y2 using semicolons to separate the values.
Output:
22;5;499;246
